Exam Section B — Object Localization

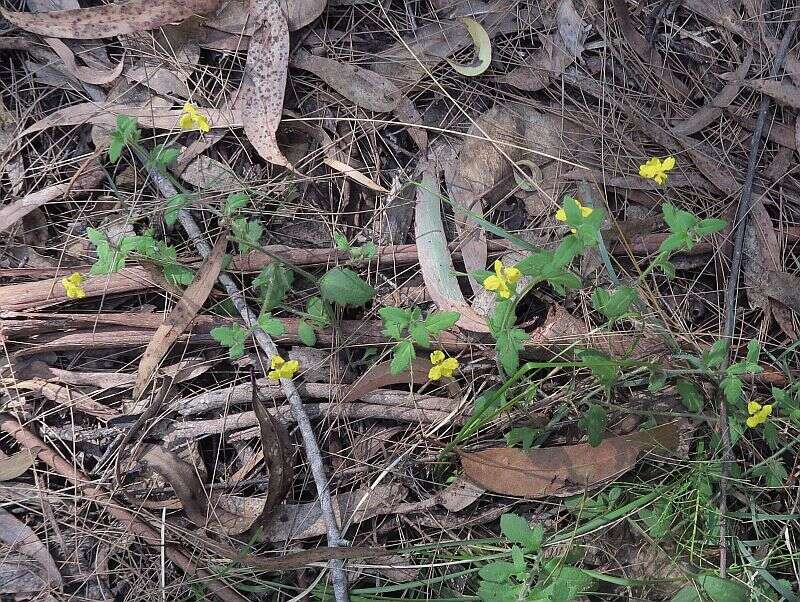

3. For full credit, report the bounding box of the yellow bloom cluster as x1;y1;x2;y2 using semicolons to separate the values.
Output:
61;272;87;299
555;199;593;233
746;400;772;428
268;355;300;380
638;156;676;186
483;259;521;299
428;350;459;381
179;102;210;133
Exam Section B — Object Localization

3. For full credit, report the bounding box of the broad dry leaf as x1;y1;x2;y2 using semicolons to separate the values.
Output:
766;270;800;313
671;49;752;136
323;156;388;192
0;507;62;587
12;379;120;420
446;18;492;76
239;0;291;168
44;37;123;84
291;50;402;112
0;450;34;481
22;102;241;136
415;159;489;333
0;163;104;232
744;79;800;109
133;234;227;399
342;357;458;403
460;421;682;497
2;0;222;39
205;0;325;33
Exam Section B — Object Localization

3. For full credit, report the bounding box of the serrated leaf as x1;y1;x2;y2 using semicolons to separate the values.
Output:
696;575;749;602
108;136;124;163
257;313;285;337
592;286;638;320
87;227;126;274
254;264;293;312
423;310;461;334
211;324;249;359
578;349;617;387
224;192;249;216
306;296;330;327
704;340;728;369
578;403;606;447
232;217;263;254
390;340;415;375
662;202;696;234
164;194;189;227
676;379;703;412
515;250;553;277
163;263;193;286
297;320;316;346
445;17;491;76
409;322;430;348
500;513;543;552
320;267;375;307
506;426;537;450
496;328;526;375
721;375;742;404
695;218;726;235
379;306;412;340
552;235;583;268
333;231;350;251
478;560;517;583
745;338;760;364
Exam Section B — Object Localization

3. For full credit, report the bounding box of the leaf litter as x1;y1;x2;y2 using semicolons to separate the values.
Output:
1;0;799;600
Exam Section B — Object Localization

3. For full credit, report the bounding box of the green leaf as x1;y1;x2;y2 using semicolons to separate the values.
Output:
148;145;179;170
478;560;517;583
704;340;728;369
552;235;584;268
662;203;696;235
319;267;375;307
379;306;412;340
746;338;760;365
477;580;521;602
390;340;415;375
224;192;249;216
115;114;140;142
409;322;430;348
506;426;537;449
231;217;263;254
578;403;606;447
721;375;742;404
108;136;124;163
670;585;703;602
358;241;378;259
543;269;582;295
500;513;544;552
515;250;553;277
510;545;526;575
87;227;126;274
677;379;703;412
473;388;505;418
656;257;676;279
253;264;293;312
257;313;284;337
695;218;726;235
163;263;193;286
496;328;526;375
592;286;638;320
423;310;460;334
164;194;189;227
333;231;350;251
578;349;618;388
659;232;689;254
696;575;749;602
211;324;249;359
306;296;330;327
562;195;604;246
297;320;316;346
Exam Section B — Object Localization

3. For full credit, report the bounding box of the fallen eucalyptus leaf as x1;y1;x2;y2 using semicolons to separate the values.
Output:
445;18;491;76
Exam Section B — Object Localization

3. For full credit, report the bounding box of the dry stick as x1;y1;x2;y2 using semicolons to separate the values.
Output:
718;12;800;577
141;163;350;601
0;414;247;602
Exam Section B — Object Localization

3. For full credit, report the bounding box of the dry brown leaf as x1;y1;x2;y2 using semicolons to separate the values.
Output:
671;49;752;136
22;102;240;136
0;163;104;232
744;79;800;109
460;421;682;497
503;0;587;91
204;0;325;33
343;358;457;403
415;159;490;333
239;0;291;168
0;508;62;587
2;0;221;39
12;379;119;420
765;270;800;313
44;37;123;84
0;450;34;481
291;50;402;112
133;234;227;399
323;156;388;192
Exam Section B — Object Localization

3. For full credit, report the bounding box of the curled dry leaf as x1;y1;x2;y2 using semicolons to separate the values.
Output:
0;507;62;587
2;0;222;39
44;38;124;85
133;234;227;400
446;18;492;76
342;358;460;403
239;0;291;168
0;450;34;481
671;49;752;136
205;0;326;34
460;421;682;497
291;50;402;112
415;159;489;333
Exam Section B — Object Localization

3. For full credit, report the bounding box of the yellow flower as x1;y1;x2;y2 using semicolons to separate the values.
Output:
268;355;300;380
428;350;459;381
555;199;593;233
179;102;210;133
638;156;676;186
746;400;773;428
61;272;87;299
483;259;521;299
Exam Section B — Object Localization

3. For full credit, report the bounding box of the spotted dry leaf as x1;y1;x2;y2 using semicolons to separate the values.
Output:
2;0;222;39
240;0;291;168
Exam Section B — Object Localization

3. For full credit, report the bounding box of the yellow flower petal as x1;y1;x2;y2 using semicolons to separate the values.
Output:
762;404;773;416
662;156;676;170
505;266;521;285
747;401;762;415
428;365;443;381
555;208;567;222
746;415;761;428
439;357;459;377
430;350;445;365
493;260;504;276
580;205;593;218
61;273;86;299
194;114;210;133
483;275;501;291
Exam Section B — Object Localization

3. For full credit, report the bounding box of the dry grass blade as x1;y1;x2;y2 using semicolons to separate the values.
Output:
133;233;227;400
0;508;62;588
240;0;291;168
1;0;222;39
460;422;683;497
